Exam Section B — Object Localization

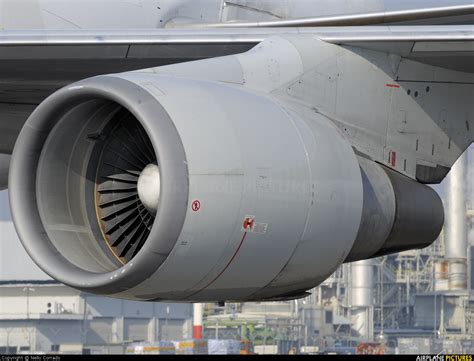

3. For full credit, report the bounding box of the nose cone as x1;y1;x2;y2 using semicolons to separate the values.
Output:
137;164;161;215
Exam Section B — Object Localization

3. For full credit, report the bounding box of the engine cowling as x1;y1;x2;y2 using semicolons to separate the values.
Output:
9;73;364;302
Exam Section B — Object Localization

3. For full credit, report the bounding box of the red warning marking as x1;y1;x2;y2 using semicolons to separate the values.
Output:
243;217;255;231
386;84;400;88
192;200;201;212
390;151;397;167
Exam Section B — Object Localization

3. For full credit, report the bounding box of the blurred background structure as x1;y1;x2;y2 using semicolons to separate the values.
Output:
0;146;473;355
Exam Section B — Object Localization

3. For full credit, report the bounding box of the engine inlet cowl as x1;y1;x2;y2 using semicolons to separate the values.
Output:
9;76;188;294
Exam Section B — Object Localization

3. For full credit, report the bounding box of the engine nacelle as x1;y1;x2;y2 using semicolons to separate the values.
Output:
9;73;365;302
9;36;445;302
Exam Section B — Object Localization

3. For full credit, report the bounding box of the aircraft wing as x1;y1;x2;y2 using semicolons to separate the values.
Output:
0;25;472;154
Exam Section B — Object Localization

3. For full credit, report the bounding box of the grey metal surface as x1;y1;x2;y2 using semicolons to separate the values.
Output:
270;34;473;183
220;0;473;21
248;110;364;301
1;26;473;45
0;0;223;30
186;4;474;28
445;153;468;290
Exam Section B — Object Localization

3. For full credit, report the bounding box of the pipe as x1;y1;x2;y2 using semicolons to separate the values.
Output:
351;259;375;340
193;303;203;339
445;153;468;290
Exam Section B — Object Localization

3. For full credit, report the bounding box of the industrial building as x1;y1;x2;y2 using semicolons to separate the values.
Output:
0;148;473;354
0;282;192;354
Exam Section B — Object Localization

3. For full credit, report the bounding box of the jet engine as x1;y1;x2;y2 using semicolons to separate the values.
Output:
9;42;444;302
